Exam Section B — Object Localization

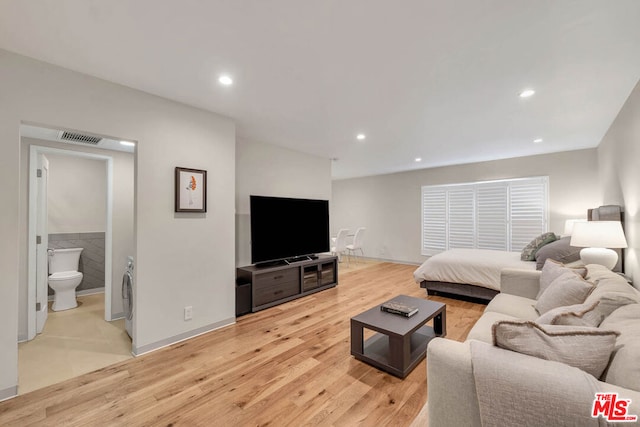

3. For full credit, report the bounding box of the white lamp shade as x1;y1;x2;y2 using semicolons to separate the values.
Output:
570;221;628;249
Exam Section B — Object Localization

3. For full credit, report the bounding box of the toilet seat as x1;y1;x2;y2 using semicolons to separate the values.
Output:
49;271;83;281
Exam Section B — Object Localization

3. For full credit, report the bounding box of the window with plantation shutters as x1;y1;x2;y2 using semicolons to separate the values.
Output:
421;177;548;256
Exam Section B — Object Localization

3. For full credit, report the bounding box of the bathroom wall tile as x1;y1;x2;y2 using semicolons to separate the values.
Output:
49;233;79;241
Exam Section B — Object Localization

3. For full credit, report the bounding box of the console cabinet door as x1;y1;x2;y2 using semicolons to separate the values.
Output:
254;280;299;306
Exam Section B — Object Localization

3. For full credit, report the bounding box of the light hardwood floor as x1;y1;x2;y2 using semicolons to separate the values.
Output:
0;262;484;426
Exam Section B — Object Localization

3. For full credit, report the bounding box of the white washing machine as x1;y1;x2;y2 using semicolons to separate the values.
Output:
122;256;134;338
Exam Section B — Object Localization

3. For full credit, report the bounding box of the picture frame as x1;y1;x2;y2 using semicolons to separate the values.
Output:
175;167;207;213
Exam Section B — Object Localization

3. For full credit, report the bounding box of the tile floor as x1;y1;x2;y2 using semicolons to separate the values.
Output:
18;293;132;395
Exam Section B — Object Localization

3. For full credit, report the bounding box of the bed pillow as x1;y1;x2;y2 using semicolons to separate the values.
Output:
521;232;558;261
535;237;581;270
535;271;595;315
492;320;619;378
537;259;587;299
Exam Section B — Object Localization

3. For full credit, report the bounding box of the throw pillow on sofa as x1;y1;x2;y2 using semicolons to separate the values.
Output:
536;301;602;326
521;232;558;261
537;259;587;299
534;236;581;270
492;320;620;378
535;271;595;314
584;293;640;326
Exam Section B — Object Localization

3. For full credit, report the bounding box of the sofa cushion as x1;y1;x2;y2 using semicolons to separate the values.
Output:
534;237;581;270
521;232;558;261
466;311;520;343
492;320;620;378
537;259;587;299
584;264;640;297
535;271;595;314
582;265;640;324
600;304;640;391
484;293;538;320
585;263;629;286
536;301;602;326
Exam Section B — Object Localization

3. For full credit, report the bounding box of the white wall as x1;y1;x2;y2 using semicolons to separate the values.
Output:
598;80;640;287
0;49;235;397
331;149;601;264
18;137;134;338
46;153;107;233
235;139;332;266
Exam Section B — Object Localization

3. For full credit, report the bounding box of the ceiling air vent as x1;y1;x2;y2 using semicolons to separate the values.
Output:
58;131;102;145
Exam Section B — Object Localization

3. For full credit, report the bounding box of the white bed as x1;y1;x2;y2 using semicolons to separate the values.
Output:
413;249;536;301
413;248;536;291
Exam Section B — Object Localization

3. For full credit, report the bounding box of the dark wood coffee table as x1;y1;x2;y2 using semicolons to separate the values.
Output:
350;295;446;378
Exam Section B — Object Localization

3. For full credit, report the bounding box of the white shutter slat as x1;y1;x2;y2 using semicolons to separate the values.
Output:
476;183;508;251
448;187;475;249
509;179;548;250
422;187;447;255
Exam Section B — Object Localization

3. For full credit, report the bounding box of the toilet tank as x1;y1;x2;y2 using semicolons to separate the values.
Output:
48;248;83;273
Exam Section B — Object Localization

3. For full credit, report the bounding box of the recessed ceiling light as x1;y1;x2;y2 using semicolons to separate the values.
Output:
218;75;233;86
533;138;543;143
519;89;535;98
356;134;366;141
120;141;135;147
415;157;422;162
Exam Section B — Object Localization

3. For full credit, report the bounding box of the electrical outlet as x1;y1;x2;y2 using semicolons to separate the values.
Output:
184;306;193;321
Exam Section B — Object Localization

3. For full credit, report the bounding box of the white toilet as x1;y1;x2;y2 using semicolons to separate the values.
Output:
48;247;84;311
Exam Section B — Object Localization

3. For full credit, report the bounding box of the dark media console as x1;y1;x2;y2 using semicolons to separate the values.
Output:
235;254;338;316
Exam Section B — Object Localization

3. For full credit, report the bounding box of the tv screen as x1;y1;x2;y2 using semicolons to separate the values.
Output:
250;195;330;264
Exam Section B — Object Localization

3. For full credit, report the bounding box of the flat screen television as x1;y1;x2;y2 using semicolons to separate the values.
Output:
250;195;330;265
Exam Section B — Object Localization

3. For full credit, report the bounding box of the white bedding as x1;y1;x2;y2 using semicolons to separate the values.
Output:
413;248;536;291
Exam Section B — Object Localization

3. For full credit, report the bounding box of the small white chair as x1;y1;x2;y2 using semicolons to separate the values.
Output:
331;229;350;264
346;227;366;264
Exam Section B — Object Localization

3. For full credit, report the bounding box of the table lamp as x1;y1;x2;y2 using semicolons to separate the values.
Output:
570;221;627;270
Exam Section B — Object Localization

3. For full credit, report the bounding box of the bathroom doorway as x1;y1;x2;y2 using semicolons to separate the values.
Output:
20;124;135;393
27;145;115;339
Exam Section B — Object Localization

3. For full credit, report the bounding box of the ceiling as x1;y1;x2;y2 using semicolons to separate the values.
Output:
1;1;639;179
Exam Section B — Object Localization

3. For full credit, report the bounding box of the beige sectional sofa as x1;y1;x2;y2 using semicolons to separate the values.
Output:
427;263;640;426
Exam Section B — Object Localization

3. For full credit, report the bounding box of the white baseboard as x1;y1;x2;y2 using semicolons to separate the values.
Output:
350;256;421;266
111;312;125;321
0;386;18;402
132;317;235;356
77;287;105;297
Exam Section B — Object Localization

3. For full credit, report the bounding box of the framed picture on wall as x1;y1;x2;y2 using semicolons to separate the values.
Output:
175;167;207;213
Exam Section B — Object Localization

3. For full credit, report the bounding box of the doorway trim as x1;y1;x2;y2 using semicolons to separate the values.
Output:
27;145;114;340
